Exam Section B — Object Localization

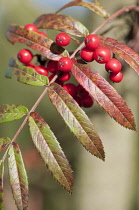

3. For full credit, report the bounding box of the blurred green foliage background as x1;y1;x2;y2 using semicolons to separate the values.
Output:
0;0;139;209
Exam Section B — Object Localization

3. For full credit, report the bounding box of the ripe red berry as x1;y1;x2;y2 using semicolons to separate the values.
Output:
77;84;89;97
26;63;35;69
74;96;82;106
58;57;73;72
93;46;112;64
17;49;33;64
35;65;48;76
56;32;71;46
80;47;94;62
109;71;123;83
58;72;71;82
63;83;77;98
80;95;94;108
105;58;122;74
85;34;100;50
47;60;58;74
49;74;64;86
37;31;47;37
24;24;38;32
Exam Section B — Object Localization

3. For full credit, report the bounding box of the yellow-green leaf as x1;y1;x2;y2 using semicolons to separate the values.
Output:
8;143;29;210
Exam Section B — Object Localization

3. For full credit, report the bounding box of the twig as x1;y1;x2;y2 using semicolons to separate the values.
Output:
70;5;139;59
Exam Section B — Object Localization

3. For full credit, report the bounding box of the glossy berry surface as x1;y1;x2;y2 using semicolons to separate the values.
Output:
109;71;123;83
58;72;71;82
35;65;48;76
56;32;71;46
17;49;33;64
63;83;77;98
93;46;111;64
47;60;58;73
24;24;38;32
80;95;94;108
37;31;47;37
58;57;73;72
80;47;94;62
85;34;100;50
105;58;122;74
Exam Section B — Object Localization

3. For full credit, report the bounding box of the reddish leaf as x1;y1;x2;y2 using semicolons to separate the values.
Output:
71;61;136;130
48;83;105;160
6;24;68;61
0;137;11;152
28;112;73;193
56;0;110;18
8;143;29;210
100;36;139;76
34;13;89;37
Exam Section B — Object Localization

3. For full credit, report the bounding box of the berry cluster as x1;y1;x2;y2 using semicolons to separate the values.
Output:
17;24;123;108
80;34;123;83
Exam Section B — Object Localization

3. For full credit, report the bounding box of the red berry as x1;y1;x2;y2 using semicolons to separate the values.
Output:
58;57;73;72
63;83;77;98
93;46;112;64
77;84;89;97
24;24;38;32
85;34;100;50
109;71;123;83
17;49;33;64
80;95;94;108
37;31;47;37
26;63;35;69
80;47;94;62
58;72;71;82
105;58;122;74
74;96;82;106
49;74;64;86
56;32;71;46
47;60;58;73
35;65;48;76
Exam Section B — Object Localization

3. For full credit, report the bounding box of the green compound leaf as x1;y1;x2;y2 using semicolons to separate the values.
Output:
0;161;4;210
6;58;49;86
8;143;29;210
0;104;28;124
71;61;136;130
48;83;105;160
28;112;73;193
0;137;11;152
100;36;139;76
56;0;110;18
34;13;89;37
6;24;69;61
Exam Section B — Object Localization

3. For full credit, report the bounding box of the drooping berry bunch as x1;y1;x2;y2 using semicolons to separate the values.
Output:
80;34;123;83
17;24;123;108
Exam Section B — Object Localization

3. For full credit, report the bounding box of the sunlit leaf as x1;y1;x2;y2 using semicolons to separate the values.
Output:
6;24;69;61
8;143;29;210
48;83;105;160
6;58;49;86
0;161;4;210
71;61;136;130
28;112;73;193
0;137;11;152
0;104;28;124
56;0;110;18
34;13;89;37
100;36;139;76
